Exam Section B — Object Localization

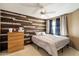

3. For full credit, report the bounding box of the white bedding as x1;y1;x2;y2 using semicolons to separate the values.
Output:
32;34;69;56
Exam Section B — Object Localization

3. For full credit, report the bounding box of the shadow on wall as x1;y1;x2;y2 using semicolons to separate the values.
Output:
69;36;79;50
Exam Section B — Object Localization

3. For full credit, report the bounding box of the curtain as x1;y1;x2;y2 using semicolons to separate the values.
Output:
47;15;68;36
49;18;60;35
49;20;53;34
46;20;50;33
55;18;60;35
52;19;56;35
60;15;68;36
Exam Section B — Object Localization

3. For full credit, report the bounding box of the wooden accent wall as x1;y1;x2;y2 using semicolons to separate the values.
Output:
0;9;46;51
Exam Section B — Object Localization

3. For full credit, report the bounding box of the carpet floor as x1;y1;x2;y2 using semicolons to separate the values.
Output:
0;44;79;56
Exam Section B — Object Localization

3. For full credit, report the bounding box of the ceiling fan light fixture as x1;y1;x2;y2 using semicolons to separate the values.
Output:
41;14;45;18
40;7;46;14
40;11;45;14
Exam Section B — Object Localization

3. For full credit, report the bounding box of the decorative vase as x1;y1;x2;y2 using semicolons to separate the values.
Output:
9;28;13;32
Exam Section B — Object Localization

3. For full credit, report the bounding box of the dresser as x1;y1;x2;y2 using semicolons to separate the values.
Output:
8;32;24;53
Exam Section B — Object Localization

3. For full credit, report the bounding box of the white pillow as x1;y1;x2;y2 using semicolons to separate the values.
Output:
35;32;42;35
41;32;46;35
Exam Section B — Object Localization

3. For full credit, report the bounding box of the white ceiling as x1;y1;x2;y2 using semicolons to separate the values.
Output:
0;3;79;19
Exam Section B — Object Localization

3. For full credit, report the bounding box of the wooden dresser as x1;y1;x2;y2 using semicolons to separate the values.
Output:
8;32;24;53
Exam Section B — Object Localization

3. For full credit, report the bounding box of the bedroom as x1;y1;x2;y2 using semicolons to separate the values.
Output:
0;3;79;56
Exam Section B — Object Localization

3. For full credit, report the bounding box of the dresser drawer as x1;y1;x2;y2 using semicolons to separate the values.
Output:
8;39;24;44
8;40;24;49
8;46;24;53
8;36;24;41
8;43;24;49
16;45;24;50
17;41;24;46
8;32;24;37
8;43;16;48
8;46;20;53
8;46;16;53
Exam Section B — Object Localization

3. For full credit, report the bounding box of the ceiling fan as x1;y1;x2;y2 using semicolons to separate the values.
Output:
33;3;56;15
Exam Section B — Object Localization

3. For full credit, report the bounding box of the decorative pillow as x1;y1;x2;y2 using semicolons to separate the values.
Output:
35;32;42;35
41;32;46;35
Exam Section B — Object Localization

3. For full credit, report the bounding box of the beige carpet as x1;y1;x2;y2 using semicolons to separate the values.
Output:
0;44;79;56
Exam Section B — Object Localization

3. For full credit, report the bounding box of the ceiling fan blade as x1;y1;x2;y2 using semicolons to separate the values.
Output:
32;3;43;14
45;11;56;14
32;7;40;14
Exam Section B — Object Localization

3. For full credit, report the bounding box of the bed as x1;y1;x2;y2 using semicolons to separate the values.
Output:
32;33;70;56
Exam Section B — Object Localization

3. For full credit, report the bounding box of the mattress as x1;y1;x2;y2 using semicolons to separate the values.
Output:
32;34;69;56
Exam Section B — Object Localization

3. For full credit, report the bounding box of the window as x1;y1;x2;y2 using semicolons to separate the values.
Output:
55;18;60;35
52;19;56;35
49;18;60;35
